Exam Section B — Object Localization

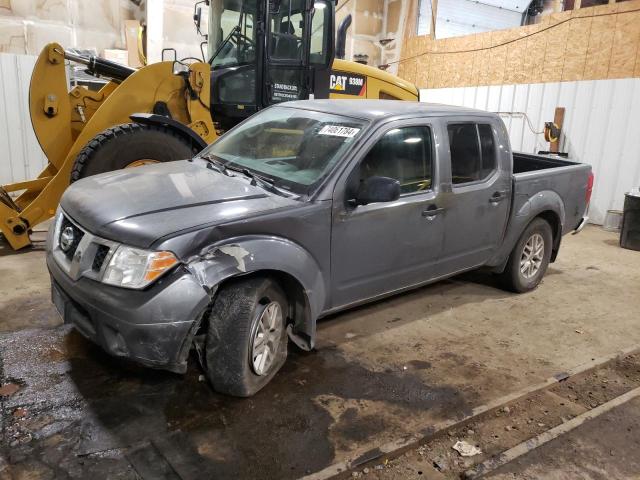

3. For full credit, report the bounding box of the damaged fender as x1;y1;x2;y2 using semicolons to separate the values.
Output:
185;235;327;349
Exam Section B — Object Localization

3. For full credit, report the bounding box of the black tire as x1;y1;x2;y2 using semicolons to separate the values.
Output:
70;123;198;182
499;218;553;293
205;276;289;397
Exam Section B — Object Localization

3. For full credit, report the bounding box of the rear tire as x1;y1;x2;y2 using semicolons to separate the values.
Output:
499;218;553;293
205;276;289;397
70;123;198;182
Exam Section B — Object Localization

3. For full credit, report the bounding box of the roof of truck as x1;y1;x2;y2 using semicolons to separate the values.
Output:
280;99;497;122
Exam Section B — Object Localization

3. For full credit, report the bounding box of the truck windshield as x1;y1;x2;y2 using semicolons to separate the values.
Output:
199;107;367;195
208;0;257;68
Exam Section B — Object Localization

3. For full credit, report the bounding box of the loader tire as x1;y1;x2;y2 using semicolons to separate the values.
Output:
70;123;199;182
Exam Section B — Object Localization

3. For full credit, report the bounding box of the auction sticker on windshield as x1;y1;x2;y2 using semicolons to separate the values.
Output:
318;125;360;137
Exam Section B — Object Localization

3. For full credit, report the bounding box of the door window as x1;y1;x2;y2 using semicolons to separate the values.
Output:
310;1;330;65
269;0;305;61
209;0;256;68
447;123;497;185
357;126;433;195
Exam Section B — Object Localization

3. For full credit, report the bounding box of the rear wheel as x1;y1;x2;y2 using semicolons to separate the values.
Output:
70;123;198;182
499;217;553;293
204;276;289;397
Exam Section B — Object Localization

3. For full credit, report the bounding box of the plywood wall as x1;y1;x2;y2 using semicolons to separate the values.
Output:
398;0;640;88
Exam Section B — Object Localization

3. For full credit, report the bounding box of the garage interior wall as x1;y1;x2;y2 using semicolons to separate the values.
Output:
0;0;140;55
0;53;48;187
399;0;640;88
421;78;640;225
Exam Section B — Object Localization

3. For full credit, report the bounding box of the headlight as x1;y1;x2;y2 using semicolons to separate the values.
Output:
102;246;178;289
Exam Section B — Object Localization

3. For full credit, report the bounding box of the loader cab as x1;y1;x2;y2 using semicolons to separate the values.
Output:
205;0;334;131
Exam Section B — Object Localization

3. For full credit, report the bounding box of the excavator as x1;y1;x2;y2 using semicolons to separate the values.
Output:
0;0;419;250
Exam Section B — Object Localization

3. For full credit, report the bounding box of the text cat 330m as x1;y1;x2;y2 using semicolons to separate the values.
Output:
0;0;418;250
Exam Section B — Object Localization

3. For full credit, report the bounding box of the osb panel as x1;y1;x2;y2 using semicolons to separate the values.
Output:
475;33;494;86
583;12;617;79
541;16;572;82
608;10;640;78
503;29;530;84
521;24;547;84
396;0;640;87
416;51;431;87
487;31;510;85
561;15;592;81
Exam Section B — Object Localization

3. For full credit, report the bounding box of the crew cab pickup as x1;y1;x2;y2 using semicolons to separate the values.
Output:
47;100;593;396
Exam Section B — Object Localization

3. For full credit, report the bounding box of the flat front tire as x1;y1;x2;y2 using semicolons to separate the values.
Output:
499;218;553;293
205;276;289;397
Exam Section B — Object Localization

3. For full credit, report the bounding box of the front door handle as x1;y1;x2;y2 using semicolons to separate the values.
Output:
489;191;508;203
422;206;445;220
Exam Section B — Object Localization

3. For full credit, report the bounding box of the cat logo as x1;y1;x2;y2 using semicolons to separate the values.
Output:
329;71;367;96
330;74;347;91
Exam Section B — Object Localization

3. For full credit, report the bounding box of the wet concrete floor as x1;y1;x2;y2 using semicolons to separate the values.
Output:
1;225;640;479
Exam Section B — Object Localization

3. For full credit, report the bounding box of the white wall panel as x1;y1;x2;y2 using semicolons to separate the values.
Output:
421;78;640;225
0;53;48;188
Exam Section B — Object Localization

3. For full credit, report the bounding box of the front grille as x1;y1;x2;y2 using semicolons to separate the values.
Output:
59;216;85;260
92;245;110;271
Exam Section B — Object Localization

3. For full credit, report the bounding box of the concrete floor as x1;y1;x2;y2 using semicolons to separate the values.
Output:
1;225;640;479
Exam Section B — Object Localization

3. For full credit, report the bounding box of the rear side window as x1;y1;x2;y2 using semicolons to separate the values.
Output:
448;123;497;185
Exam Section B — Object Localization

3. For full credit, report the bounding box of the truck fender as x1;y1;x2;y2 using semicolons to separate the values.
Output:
129;113;208;152
184;235;327;350
489;190;565;271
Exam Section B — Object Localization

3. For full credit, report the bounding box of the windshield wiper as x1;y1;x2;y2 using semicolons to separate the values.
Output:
199;154;230;176
224;164;290;196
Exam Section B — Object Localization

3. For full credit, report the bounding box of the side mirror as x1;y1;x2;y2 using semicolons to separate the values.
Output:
354;176;400;206
193;1;209;37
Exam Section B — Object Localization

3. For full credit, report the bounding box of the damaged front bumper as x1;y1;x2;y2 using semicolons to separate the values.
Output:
47;252;210;373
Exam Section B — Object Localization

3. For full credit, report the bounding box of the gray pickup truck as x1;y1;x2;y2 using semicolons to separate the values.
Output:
47;100;593;396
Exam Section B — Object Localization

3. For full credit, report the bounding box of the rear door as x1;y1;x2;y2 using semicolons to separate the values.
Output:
439;119;512;272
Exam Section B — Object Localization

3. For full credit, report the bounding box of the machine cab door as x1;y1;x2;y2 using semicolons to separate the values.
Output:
263;0;334;105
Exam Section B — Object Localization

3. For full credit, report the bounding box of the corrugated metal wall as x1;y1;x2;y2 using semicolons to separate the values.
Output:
0;53;48;187
421;78;640;225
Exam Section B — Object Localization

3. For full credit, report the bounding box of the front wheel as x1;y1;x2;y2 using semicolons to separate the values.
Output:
204;276;289;397
499;218;553;293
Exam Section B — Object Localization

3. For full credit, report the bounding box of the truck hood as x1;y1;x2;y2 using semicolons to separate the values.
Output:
60;159;299;248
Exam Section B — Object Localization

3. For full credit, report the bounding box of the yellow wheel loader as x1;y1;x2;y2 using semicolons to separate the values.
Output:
0;0;418;250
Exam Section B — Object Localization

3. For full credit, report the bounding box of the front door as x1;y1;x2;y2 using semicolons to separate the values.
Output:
439;120;512;272
264;0;311;105
331;124;445;308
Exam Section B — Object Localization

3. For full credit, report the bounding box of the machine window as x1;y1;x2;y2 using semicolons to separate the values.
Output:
448;123;496;185
269;0;305;61
209;0;257;68
359;126;433;195
310;1;330;64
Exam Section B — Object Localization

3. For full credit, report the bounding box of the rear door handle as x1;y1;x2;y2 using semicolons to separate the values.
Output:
489;191;508;203
422;206;445;220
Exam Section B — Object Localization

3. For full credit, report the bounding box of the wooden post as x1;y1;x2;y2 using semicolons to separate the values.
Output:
550;107;565;153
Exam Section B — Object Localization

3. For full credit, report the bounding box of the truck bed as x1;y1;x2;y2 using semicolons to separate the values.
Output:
512;152;591;234
513;152;580;173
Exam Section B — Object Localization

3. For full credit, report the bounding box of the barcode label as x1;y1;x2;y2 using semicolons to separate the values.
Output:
318;125;360;138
